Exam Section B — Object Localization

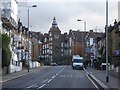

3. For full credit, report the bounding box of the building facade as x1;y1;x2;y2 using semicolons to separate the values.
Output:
1;0;42;73
41;17;71;65
48;17;62;64
85;30;103;66
97;20;120;68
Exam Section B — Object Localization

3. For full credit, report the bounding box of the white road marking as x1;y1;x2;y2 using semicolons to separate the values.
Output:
86;74;99;90
38;84;46;89
38;66;66;89
26;84;37;88
42;79;49;83
58;71;61;73
47;79;52;83
60;75;65;77
90;72;93;74
56;73;59;76
58;67;65;74
60;74;84;78
52;76;56;79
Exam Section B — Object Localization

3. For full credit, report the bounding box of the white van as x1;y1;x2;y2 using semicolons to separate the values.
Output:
71;55;84;70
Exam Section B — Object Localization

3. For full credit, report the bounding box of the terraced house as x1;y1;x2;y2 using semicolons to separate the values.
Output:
1;0;42;74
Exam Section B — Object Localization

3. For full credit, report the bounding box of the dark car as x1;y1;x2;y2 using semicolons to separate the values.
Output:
50;62;57;66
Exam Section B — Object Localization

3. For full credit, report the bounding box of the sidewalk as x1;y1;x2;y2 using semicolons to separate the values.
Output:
0;66;50;83
85;66;120;90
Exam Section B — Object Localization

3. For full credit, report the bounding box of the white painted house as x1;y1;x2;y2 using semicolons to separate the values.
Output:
2;0;23;73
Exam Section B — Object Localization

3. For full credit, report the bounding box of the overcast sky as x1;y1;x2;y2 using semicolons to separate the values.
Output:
18;0;119;34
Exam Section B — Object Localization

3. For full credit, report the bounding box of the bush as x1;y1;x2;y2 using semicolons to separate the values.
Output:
93;60;101;70
114;60;120;67
2;34;11;68
101;55;110;63
2;34;10;47
2;47;11;68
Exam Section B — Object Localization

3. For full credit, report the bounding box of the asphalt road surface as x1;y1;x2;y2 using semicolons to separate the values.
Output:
2;65;99;90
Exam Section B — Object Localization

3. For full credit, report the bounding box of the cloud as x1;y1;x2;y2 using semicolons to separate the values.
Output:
18;0;119;3
18;1;118;34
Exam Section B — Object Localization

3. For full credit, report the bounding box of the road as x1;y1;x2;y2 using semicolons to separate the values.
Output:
2;65;99;89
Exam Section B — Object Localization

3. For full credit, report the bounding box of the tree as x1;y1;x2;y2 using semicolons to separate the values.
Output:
2;34;11;68
98;46;104;56
71;42;83;56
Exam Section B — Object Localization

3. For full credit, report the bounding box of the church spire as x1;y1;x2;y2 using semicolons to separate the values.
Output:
52;17;58;28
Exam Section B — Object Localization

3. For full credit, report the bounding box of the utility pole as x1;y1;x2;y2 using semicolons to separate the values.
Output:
27;8;30;72
106;0;109;82
18;4;37;72
77;19;86;57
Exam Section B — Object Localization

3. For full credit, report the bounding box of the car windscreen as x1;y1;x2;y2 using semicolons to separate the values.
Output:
73;59;83;63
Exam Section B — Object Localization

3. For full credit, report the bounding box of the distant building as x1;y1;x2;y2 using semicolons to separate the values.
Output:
118;1;120;21
69;30;87;58
48;17;62;64
61;33;70;64
85;30;103;66
42;17;70;65
42;33;50;65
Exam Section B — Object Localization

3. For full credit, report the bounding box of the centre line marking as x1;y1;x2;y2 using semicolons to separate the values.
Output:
57;67;65;75
52;76;56;79
56;73;59;76
47;79;52;83
27;84;37;88
38;84;46;89
42;79;49;83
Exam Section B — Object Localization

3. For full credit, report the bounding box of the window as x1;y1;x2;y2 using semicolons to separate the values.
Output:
50;32;52;36
61;49;63;52
61;43;63;47
73;59;83;63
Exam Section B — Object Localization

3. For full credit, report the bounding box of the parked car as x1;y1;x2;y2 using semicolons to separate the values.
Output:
50;62;57;66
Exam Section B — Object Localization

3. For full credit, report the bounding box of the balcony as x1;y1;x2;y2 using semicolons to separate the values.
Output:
2;8;18;28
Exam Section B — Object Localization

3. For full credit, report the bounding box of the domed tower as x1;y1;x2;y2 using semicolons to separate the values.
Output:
49;17;61;32
52;17;58;28
49;17;62;64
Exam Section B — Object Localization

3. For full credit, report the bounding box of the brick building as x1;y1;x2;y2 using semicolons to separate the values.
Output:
48;17;62;64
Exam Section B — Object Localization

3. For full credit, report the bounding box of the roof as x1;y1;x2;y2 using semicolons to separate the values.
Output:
72;55;83;60
49;27;61;32
49;17;61;32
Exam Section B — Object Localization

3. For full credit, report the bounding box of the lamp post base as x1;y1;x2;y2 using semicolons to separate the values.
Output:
106;76;109;82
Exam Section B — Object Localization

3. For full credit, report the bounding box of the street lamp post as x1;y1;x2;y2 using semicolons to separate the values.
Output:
106;0;109;82
19;4;37;72
27;5;37;72
77;19;86;58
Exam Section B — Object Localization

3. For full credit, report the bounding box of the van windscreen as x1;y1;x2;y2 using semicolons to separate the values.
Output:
73;59;83;63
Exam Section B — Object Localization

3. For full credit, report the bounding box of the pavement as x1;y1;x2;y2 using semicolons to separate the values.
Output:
1;65;120;90
0;66;50;84
84;66;120;90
